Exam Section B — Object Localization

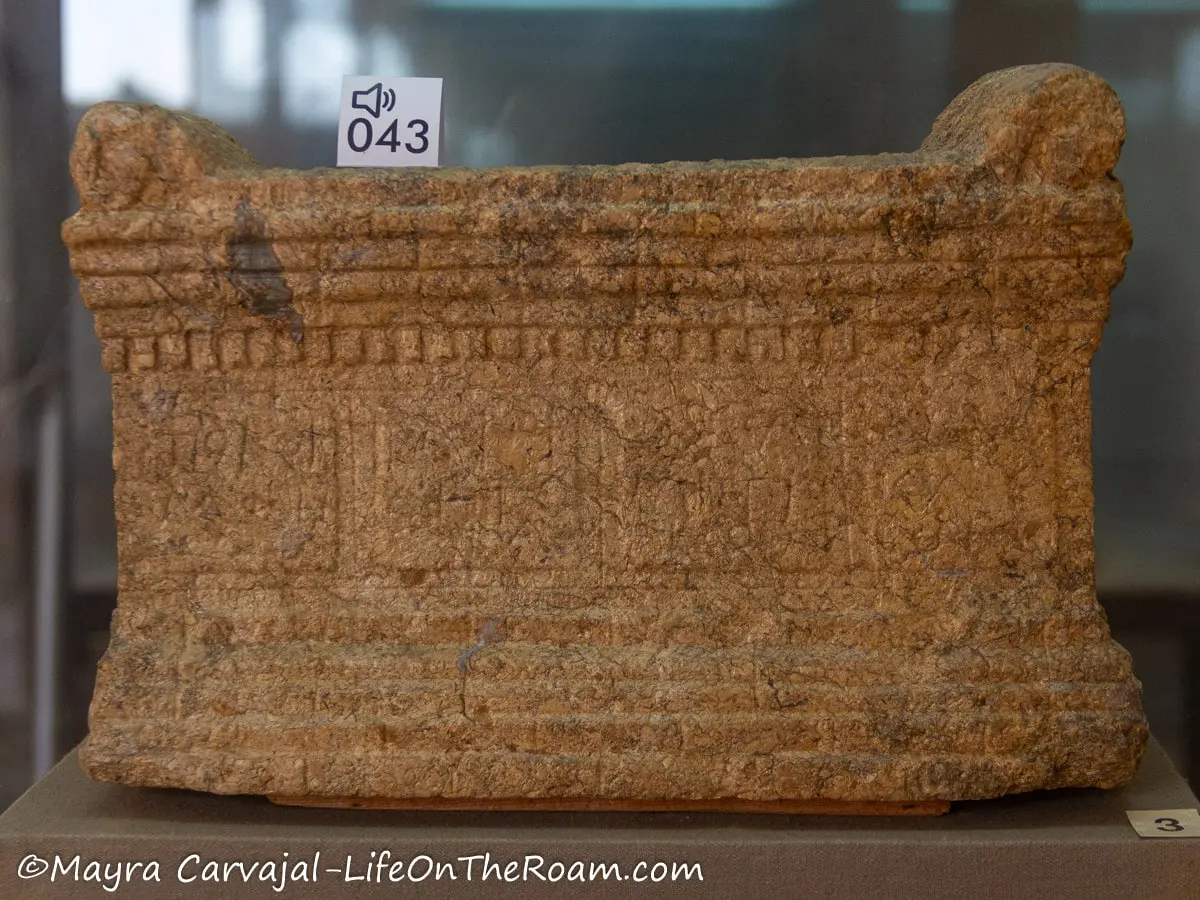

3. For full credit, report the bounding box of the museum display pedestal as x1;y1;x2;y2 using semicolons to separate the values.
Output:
1;739;1196;899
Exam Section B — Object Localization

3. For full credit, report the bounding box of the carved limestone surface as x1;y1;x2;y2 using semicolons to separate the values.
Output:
66;64;1146;806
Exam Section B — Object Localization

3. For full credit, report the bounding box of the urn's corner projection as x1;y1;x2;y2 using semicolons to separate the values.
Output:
64;63;1147;810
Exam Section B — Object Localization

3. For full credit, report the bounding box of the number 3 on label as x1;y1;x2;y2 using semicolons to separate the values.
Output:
346;118;430;154
1126;808;1200;838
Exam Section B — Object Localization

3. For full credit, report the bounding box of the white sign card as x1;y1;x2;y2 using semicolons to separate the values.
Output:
337;76;443;167
1125;808;1200;838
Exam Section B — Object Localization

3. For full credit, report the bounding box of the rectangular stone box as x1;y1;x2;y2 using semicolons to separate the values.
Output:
64;63;1146;806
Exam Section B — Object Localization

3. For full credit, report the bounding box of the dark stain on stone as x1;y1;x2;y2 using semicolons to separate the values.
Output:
226;197;304;341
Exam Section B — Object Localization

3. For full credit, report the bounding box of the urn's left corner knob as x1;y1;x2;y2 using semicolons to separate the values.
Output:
70;102;259;212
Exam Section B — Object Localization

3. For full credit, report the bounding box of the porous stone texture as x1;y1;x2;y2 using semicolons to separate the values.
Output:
65;63;1147;804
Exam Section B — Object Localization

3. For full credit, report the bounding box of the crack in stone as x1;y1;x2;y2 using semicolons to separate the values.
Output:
914;551;969;579
456;619;506;722
456;618;505;676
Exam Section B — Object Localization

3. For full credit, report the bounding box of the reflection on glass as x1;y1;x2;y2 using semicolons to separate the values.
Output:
283;0;358;125
896;0;951;11
366;28;413;78
196;0;266;122
1084;0;1200;11
62;0;192;106
1177;28;1200;125
428;0;784;6
218;0;266;95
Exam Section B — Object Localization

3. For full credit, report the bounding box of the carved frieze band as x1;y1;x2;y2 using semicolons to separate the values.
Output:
105;324;810;372
101;321;1102;374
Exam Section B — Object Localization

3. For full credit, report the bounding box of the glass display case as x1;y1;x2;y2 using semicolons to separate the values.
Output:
0;0;1197;812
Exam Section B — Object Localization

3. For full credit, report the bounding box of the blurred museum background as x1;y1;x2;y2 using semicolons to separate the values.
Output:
1;0;1198;809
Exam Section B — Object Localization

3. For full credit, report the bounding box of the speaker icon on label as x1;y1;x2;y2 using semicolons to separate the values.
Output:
351;82;396;119
339;76;443;167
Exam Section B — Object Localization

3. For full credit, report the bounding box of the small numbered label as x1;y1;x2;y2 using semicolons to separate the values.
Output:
337;76;442;168
1126;808;1200;838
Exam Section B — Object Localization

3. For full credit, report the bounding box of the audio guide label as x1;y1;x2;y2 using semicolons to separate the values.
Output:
337;76;443;167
